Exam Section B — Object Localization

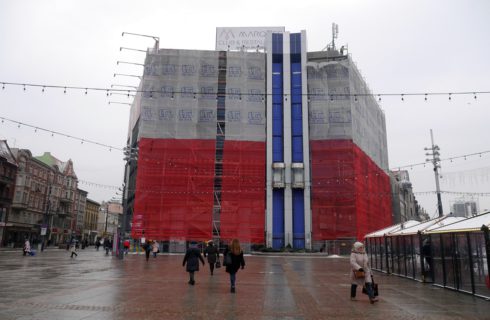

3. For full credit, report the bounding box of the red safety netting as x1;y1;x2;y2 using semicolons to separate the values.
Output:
310;139;392;241
131;138;215;241
220;141;266;244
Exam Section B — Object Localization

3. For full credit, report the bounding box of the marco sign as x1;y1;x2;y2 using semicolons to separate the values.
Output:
216;27;285;51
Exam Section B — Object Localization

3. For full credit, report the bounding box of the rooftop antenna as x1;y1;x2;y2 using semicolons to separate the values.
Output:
331;23;339;50
321;23;339;51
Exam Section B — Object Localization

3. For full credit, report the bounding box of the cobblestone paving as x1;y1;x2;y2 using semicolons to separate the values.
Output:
0;249;488;319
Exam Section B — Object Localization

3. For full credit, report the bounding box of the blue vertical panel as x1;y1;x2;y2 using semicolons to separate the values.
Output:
292;189;305;248
272;33;284;249
290;33;305;249
272;62;283;162
273;189;285;249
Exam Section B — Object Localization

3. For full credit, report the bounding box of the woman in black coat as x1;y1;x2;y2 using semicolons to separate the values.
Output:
182;242;205;285
224;238;245;293
204;240;219;275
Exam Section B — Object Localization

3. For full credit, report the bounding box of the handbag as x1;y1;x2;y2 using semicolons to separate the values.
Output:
362;276;379;296
353;270;365;279
215;258;221;268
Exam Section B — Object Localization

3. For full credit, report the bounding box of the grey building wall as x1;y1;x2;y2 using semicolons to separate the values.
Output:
307;51;389;172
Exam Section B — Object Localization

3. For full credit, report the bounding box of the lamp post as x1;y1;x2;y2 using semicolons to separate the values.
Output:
120;144;138;260
104;205;109;235
41;183;52;252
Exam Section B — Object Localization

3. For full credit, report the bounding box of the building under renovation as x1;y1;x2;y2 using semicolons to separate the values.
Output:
124;27;392;250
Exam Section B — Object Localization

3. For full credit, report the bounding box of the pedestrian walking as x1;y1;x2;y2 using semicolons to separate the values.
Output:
140;231;146;249
350;241;378;303
152;240;159;258
23;238;31;256
104;238;111;255
223;238;245;293
182;241;205;285
70;242;78;258
123;239;130;255
95;238;101;251
203;240;219;275
144;240;152;261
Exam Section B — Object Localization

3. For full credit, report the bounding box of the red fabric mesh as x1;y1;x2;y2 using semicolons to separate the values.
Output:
131;138;215;241
310;140;392;241
220;141;266;244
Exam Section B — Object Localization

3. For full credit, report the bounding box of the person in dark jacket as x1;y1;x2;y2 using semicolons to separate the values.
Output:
103;238;111;255
224;238;245;293
203;240;219;275
144;240;152;262
182;241;205;285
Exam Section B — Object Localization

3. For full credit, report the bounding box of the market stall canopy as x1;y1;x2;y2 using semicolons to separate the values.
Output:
425;211;490;234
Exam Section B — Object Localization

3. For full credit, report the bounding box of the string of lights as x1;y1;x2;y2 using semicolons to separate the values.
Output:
73;185;490;197
1;81;490;100
391;150;490;170
0;115;123;151
3;111;489;186
78;179;121;190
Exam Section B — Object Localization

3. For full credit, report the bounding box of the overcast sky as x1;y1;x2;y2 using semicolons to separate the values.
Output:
1;0;489;217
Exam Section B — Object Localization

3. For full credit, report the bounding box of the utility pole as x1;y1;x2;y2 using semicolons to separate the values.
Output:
425;129;443;217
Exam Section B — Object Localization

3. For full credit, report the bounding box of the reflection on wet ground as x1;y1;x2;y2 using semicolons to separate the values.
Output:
0;249;488;319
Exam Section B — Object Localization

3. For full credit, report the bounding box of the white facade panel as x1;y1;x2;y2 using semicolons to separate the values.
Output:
225;52;266;142
138;50;220;140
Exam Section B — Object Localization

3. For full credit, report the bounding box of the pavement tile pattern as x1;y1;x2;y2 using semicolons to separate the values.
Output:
0;249;488;319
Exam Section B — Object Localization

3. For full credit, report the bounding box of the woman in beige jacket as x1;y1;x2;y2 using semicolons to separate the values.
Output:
350;241;378;303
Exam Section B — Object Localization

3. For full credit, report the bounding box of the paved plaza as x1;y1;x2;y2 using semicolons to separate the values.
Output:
0;248;488;320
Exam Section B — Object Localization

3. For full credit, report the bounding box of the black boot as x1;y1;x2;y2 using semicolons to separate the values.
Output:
350;284;357;300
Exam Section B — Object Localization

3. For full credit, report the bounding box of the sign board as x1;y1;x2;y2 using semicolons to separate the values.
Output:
41;227;47;236
216;27;285;51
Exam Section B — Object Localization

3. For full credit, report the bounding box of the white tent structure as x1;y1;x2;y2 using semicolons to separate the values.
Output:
365;212;490;299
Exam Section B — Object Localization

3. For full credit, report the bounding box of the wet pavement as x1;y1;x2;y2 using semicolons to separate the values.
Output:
0;248;488;320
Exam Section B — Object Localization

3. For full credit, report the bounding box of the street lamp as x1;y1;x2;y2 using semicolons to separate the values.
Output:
120;47;147;53
108;101;132;106
110;92;135;98
117;61;144;67
113;73;141;80
111;84;138;89
122;32;160;51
